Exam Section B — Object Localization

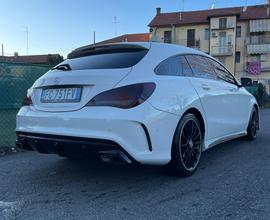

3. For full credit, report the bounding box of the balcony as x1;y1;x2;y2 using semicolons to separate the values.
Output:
247;44;270;54
250;19;270;33
246;36;270;54
211;45;233;56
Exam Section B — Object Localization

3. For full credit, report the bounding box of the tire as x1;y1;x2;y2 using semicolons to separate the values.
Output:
168;113;203;177
245;107;259;141
58;154;78;160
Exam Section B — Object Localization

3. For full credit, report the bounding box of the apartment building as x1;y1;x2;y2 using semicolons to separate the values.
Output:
148;4;270;92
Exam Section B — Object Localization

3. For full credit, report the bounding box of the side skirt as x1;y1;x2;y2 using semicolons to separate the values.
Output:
204;131;247;151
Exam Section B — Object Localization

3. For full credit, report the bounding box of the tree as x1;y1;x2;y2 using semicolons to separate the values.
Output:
255;83;267;107
48;54;64;65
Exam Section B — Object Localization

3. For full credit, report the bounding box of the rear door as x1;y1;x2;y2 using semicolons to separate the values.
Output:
186;55;238;141
31;44;149;112
207;58;250;133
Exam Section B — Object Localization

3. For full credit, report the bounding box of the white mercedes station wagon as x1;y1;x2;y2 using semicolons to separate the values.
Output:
16;42;259;176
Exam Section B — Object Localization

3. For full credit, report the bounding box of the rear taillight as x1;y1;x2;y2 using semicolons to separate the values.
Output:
86;83;156;109
22;95;32;106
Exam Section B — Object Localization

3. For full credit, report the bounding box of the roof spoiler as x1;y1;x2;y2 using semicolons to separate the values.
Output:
67;43;149;59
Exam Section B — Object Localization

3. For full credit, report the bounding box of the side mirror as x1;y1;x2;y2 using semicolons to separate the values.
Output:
234;78;243;88
237;83;243;88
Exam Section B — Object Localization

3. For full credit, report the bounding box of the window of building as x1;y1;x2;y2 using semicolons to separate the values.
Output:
164;31;172;43
187;29;195;47
155;55;193;77
235;51;241;63
219;18;227;29
185;55;216;80
250;33;265;44
204;29;210;40
260;54;267;61
236;26;241;38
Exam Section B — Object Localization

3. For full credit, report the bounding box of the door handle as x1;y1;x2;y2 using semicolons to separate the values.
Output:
227;87;236;92
202;84;211;91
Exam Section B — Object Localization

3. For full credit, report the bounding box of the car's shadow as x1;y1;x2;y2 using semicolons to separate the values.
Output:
28;134;262;186
20;133;266;208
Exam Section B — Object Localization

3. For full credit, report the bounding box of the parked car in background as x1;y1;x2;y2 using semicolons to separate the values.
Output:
241;77;258;97
16;42;259;176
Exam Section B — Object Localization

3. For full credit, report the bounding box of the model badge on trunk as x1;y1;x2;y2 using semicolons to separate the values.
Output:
54;77;60;85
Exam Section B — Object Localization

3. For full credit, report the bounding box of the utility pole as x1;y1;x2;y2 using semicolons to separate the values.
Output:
93;31;96;44
112;16;119;36
211;0;216;9
182;0;185;11
179;0;185;20
24;26;29;55
1;44;3;56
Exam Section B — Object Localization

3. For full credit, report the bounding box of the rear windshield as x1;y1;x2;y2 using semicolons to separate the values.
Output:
54;48;148;70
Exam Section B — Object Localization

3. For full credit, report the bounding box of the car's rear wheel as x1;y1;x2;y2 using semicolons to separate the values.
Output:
245;107;259;140
59;155;78;160
169;113;203;177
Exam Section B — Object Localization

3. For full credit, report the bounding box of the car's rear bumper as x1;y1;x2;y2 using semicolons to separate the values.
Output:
16;102;180;165
16;131;135;163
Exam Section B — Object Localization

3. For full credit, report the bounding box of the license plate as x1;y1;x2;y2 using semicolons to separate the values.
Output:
41;87;82;103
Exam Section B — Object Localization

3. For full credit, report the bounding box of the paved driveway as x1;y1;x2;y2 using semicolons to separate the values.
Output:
0;109;270;220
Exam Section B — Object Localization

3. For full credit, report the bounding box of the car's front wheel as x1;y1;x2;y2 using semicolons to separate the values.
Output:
245;107;259;140
169;113;203;177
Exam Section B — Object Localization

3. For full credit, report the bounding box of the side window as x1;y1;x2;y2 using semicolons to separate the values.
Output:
155;55;193;77
208;59;236;85
185;55;216;80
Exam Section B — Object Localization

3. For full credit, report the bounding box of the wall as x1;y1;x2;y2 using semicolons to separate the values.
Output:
152;24;210;53
210;16;236;29
209;16;237;74
174;24;210;53
235;21;248;78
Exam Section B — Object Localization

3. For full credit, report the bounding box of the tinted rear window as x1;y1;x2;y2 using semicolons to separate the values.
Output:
155;55;193;77
55;49;148;70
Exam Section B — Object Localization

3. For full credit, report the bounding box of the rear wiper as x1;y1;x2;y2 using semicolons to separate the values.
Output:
52;64;71;71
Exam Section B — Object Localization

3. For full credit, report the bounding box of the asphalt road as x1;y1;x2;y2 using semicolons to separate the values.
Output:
0;109;270;220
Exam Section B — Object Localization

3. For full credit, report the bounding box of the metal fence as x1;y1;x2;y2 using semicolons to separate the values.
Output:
0;62;52;147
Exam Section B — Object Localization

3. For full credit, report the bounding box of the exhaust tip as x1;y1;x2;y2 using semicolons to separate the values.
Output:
99;150;132;164
16;138;33;151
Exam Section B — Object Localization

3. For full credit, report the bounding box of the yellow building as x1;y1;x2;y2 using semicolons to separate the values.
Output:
148;4;270;93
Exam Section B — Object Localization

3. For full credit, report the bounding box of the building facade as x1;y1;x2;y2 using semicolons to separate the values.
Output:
149;4;270;93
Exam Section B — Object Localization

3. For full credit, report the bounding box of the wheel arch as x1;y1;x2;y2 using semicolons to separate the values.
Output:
254;103;259;113
253;103;260;130
171;107;206;159
184;108;205;138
